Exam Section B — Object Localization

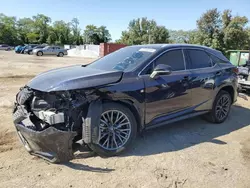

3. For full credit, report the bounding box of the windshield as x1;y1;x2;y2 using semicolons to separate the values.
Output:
87;46;157;72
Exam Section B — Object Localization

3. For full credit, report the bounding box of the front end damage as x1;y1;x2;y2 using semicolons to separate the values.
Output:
13;86;100;163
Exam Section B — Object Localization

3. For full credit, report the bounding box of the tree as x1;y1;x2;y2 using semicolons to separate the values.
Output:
32;14;51;44
169;30;198;43
196;8;223;50
83;25;111;44
117;17;169;45
48;20;72;45
71;18;80;45
17;18;36;43
79;36;84;45
195;9;250;52
97;26;111;43
0;14;18;45
223;15;249;50
83;24;98;44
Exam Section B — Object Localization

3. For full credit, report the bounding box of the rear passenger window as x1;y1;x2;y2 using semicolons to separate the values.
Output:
210;54;228;64
155;50;185;71
187;50;212;69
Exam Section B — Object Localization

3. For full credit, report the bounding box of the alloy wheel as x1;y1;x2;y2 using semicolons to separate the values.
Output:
215;95;230;121
98;110;131;150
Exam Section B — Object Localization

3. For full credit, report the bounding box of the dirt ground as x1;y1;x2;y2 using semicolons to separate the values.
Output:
0;51;250;188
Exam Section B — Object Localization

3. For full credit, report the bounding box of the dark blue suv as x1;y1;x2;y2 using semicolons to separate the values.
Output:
13;44;238;162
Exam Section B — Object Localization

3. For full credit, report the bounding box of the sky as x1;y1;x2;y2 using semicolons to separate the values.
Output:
1;0;250;41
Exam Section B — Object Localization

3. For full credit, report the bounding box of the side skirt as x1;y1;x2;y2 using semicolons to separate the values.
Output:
145;111;208;130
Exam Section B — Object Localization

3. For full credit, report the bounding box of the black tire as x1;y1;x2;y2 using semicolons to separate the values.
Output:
37;51;43;56
58;52;64;57
88;102;137;157
204;90;232;123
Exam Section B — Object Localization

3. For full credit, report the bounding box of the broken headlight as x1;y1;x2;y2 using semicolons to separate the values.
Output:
30;96;64;125
31;96;51;111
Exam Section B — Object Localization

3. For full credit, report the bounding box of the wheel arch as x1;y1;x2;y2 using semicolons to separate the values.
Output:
102;99;142;132
37;51;43;55
218;85;235;103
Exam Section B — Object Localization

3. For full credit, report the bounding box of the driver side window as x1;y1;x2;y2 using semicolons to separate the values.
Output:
155;50;185;71
144;49;185;74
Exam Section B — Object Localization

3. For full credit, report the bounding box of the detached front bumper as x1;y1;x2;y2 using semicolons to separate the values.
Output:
13;104;77;163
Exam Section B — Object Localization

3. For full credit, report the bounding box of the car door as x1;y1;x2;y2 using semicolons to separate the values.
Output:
52;47;59;55
184;49;222;110
141;49;193;125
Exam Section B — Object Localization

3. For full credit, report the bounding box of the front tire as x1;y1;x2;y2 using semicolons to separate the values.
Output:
204;90;232;123
88;103;137;157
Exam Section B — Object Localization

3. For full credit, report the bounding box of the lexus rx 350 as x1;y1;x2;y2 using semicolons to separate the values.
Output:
13;44;238;162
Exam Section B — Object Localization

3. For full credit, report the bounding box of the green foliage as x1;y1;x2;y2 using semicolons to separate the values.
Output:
0;14;18;45
0;14;112;46
168;9;250;53
169;30;198;43
117;17;169;45
83;25;111;44
0;10;249;53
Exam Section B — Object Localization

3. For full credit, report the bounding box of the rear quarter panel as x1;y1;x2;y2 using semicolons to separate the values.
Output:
213;63;238;103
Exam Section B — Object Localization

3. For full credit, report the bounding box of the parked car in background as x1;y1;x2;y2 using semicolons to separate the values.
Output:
15;45;24;53
24;45;46;55
33;46;68;57
0;44;12;51
13;44;238;163
20;44;37;54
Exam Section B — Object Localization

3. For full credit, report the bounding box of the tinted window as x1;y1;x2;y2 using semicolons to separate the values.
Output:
209;54;228;65
154;50;185;71
187;50;212;69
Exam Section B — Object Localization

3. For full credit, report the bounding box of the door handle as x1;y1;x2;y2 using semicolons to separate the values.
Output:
216;71;222;76
183;76;189;80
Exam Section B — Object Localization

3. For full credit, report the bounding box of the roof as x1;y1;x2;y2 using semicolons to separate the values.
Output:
130;43;219;51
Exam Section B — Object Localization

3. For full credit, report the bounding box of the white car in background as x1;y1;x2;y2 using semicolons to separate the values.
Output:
0;44;12;51
33;46;68;57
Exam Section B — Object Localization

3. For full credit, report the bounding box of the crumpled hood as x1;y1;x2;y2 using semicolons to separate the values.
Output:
27;65;123;92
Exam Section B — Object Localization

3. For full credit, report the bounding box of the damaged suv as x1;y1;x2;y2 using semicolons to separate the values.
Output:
13;44;237;163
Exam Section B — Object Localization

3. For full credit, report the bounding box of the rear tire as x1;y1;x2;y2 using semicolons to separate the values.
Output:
204;90;232;123
58;52;64;57
37;51;43;56
88;103;137;157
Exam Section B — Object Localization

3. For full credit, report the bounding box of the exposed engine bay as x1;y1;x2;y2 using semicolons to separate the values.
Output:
13;86;101;163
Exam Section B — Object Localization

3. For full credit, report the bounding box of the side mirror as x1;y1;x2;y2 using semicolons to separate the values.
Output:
150;64;172;79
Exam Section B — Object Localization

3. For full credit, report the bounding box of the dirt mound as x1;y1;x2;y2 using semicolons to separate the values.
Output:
0;129;18;153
